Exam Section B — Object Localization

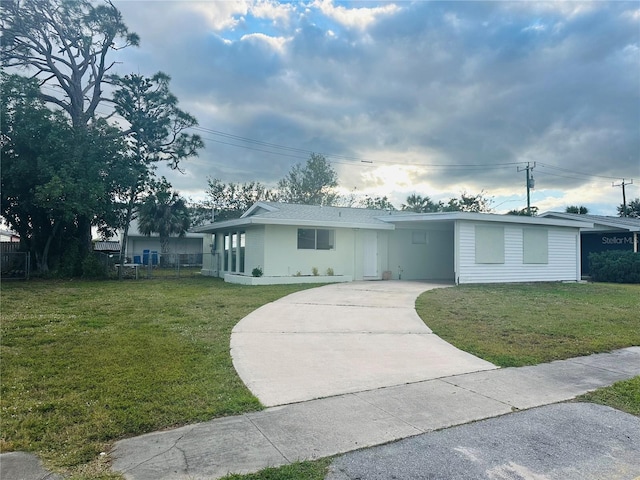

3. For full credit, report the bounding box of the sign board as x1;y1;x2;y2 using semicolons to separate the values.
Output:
581;232;634;274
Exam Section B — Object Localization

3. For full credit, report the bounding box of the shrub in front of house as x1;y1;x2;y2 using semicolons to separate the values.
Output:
251;266;263;277
589;251;640;283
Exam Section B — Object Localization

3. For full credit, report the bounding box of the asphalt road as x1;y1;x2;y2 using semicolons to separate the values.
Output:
326;402;640;480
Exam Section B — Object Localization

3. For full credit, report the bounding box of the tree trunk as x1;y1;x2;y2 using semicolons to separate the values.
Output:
118;181;140;279
37;222;60;274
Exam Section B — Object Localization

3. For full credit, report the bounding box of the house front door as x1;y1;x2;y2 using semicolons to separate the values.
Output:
363;231;378;278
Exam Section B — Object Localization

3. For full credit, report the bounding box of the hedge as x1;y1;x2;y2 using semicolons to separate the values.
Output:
588;250;640;283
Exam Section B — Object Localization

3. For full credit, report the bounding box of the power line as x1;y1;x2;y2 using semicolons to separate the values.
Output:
39;85;640;180
537;162;632;181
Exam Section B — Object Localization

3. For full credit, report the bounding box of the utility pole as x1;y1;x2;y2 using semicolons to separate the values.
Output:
517;162;536;215
613;179;633;217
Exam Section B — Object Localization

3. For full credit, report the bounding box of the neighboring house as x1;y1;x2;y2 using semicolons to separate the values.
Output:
93;241;121;254
539;212;640;275
119;219;205;265
0;229;20;243
192;202;591;285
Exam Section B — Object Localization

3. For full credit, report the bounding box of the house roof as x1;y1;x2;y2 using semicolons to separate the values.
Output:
192;202;592;233
124;218;205;238
94;241;121;251
0;228;19;238
539;212;640;232
192;202;398;232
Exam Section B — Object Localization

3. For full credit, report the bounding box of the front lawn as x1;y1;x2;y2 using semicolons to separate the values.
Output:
2;280;638;479
0;278;317;477
416;282;640;367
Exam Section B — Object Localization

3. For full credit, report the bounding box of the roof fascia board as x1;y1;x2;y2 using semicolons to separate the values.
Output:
191;217;395;233
384;212;592;229
539;212;640;232
190;218;252;233
251;218;395;230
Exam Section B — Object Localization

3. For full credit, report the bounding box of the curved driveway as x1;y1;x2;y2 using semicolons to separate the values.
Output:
231;281;497;406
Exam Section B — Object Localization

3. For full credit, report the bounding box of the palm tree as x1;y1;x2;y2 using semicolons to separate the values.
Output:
137;184;190;254
401;194;442;213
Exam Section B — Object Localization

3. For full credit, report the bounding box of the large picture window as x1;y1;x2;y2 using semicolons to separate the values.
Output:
298;229;335;250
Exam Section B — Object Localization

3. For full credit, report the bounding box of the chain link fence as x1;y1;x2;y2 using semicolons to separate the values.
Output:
116;251;203;279
1;251;30;280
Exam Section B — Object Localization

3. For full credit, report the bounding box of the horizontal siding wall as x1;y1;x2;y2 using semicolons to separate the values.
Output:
457;221;579;284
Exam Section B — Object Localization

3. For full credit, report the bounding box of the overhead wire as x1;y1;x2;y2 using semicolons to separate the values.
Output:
37;84;638;182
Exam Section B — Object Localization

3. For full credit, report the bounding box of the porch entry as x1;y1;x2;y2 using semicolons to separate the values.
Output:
363;231;378;278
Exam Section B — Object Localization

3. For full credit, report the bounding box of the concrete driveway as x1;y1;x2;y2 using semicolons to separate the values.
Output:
231;281;497;406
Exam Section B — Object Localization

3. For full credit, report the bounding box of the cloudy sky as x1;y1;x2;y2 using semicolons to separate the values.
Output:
110;0;639;214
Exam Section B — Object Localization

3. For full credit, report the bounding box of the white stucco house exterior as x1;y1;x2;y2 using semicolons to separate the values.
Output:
192;202;592;285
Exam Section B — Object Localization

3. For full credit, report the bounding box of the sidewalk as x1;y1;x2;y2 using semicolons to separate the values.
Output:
110;346;640;480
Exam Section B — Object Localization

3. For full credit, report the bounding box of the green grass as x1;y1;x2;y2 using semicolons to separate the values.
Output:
577;377;640;416
3;279;639;479
221;459;331;480
416;282;640;367
0;277;318;477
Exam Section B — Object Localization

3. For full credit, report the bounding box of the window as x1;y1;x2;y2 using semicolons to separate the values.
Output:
523;228;548;264
297;229;316;249
231;233;237;272
475;226;504;264
316;229;335;250
223;234;230;271
239;232;246;272
412;231;427;244
297;229;335;250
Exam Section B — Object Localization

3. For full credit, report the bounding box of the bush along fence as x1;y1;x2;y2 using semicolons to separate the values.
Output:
589;251;640;283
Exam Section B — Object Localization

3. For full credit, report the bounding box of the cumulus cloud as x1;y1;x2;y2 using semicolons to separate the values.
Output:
111;0;639;215
310;0;400;30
